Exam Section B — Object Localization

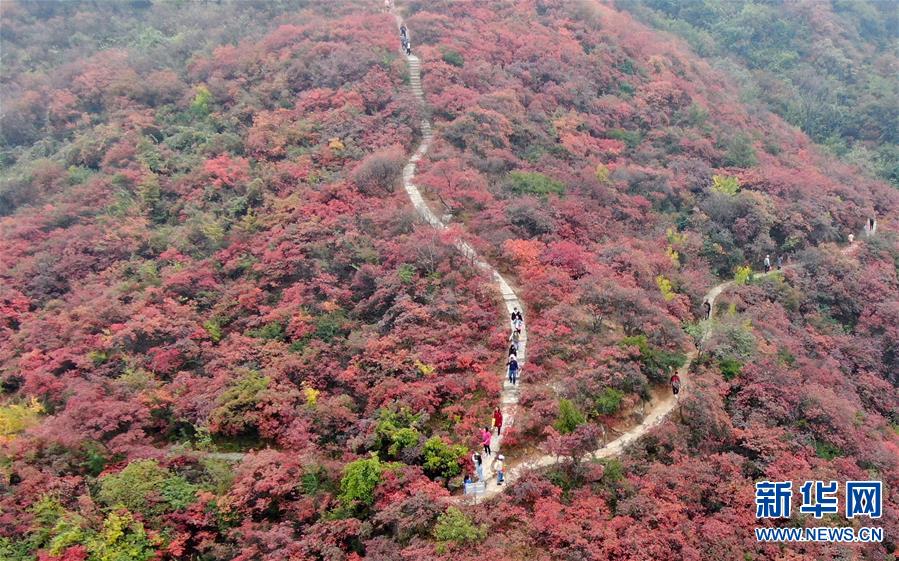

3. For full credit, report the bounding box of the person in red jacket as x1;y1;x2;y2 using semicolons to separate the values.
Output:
670;373;681;396
493;407;503;435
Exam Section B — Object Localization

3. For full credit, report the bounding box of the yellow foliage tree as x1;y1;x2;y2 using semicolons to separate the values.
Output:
711;174;740;195
656;275;676;301
595;164;611;184
0;397;44;440
734;265;752;285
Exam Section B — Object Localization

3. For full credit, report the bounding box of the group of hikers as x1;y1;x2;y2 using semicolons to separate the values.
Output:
399;24;412;55
466;307;525;490
506;307;523;385
763;253;785;273
469;406;506;487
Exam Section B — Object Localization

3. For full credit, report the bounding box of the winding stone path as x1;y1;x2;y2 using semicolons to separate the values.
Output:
394;15;525;488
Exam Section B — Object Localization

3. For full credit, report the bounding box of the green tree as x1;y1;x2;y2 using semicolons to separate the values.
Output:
505;171;565;197
554;399;586;434
433;507;486;553
422;437;466;479
619;334;687;383
606;128;642;149
339;454;384;507
208;370;270;435
374;407;422;457
98;460;197;516
595;388;625;415
85;512;158;561
722;133;757;167
388;427;420;457
441;49;464;67
397;263;416;284
191;85;213;116
656;275;676;301
719;357;742;380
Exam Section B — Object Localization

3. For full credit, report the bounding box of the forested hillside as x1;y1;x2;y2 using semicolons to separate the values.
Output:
2;1;898;560
617;0;899;188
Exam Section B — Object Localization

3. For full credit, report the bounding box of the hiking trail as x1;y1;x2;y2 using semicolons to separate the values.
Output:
393;12;524;488
393;10;694;499
391;10;869;501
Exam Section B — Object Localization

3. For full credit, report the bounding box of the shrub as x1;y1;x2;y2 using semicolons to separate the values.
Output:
441;49;464;67
719;357;742;380
554;399;586;434
723;133;757;167
98;460;197;516
733;265;752;285
433;507;485;553
595;388;625;415
351;146;405;195
422;436;466;479
0;397;43;438
711;174;740;195
605;128;641;149
340;454;384;507
505;171;565;197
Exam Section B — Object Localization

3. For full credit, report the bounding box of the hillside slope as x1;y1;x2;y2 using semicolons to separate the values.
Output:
1;1;897;560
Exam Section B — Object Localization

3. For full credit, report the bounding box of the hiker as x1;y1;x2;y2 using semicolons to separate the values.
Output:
493;407;503;435
866;216;877;237
777;255;783;269
764;254;771;273
509;328;520;353
508;342;517;357
400;24;407;39
848;233;855;244
405;42;412;55
472;452;484;481
507;354;519;385
481;427;492;456
670;373;681;396
703;300;711;320
496;454;505;485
